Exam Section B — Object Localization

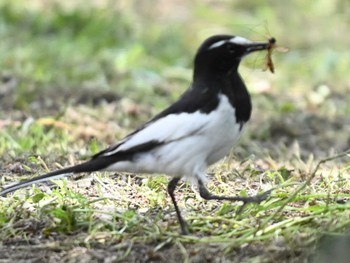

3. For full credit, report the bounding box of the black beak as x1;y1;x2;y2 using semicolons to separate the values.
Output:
244;41;271;54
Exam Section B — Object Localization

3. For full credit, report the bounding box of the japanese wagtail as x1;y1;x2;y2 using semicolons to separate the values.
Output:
1;35;275;234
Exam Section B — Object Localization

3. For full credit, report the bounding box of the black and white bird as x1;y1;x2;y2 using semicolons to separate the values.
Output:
0;35;274;234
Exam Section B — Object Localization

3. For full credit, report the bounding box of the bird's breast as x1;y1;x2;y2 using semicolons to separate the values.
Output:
204;93;243;165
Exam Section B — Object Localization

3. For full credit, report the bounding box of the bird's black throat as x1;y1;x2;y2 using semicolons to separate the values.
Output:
193;68;252;125
224;70;252;124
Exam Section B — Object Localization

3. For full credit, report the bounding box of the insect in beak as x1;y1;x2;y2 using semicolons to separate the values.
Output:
264;37;289;73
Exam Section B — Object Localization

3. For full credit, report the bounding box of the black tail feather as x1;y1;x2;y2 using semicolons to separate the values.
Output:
0;156;117;197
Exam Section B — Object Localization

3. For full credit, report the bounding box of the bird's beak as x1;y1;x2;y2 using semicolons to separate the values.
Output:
244;41;271;54
226;36;273;56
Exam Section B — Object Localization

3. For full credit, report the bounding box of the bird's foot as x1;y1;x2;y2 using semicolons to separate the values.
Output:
235;189;273;214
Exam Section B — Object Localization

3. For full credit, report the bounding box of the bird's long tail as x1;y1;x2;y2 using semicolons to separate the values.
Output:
0;156;116;197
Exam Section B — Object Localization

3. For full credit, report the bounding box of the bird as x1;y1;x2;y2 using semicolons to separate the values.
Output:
0;34;274;235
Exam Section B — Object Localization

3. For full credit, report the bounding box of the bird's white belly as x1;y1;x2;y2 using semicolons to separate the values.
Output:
107;95;243;182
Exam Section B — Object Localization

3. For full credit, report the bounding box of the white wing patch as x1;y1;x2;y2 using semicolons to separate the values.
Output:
102;106;214;156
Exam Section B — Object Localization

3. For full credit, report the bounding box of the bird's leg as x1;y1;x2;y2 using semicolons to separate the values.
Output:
167;177;189;235
197;179;271;213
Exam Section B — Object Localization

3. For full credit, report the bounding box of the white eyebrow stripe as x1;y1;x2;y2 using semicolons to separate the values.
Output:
229;36;252;45
208;40;227;50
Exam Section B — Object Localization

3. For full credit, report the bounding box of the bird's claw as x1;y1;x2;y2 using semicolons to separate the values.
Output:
236;189;273;214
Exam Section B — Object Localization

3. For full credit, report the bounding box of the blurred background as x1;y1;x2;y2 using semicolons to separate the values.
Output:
0;2;350;262
0;0;349;160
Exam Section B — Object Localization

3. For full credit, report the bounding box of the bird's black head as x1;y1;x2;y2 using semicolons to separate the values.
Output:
194;35;271;76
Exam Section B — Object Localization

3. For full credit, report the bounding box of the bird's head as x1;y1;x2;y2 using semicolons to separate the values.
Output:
194;35;271;75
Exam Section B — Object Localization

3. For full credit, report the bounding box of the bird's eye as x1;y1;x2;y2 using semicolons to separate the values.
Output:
226;43;235;53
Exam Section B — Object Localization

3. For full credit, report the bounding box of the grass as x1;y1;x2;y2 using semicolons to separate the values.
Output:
1;154;350;262
1;0;350;262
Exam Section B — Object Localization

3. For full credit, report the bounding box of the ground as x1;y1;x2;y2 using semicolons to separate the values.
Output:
0;1;350;262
